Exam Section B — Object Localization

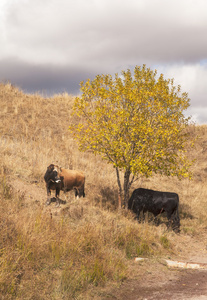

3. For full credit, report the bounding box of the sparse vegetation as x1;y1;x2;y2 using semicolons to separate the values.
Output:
0;82;207;299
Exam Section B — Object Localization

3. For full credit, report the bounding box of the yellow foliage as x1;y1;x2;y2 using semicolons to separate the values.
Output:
70;65;192;177
69;65;194;205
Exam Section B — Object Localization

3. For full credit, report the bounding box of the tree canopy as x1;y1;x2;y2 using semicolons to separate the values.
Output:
69;65;193;208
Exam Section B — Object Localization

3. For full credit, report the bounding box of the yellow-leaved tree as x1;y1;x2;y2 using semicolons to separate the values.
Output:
69;65;193;208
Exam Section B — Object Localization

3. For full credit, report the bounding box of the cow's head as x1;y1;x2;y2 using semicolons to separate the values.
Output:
44;164;61;184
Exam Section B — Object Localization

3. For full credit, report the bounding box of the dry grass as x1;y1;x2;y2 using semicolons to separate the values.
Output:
0;176;169;299
0;82;207;299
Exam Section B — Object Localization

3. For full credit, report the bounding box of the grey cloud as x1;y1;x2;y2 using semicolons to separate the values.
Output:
187;106;207;124
0;57;207;125
158;63;207;107
0;58;97;95
3;0;207;66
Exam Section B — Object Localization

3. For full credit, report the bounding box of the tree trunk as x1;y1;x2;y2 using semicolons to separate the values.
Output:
123;169;131;209
116;167;136;209
115;167;122;209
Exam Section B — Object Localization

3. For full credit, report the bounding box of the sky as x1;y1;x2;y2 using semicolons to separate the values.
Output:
0;0;207;124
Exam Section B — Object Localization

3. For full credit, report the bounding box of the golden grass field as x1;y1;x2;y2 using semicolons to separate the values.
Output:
0;82;207;299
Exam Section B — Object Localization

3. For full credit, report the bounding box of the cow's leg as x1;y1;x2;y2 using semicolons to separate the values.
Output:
154;215;159;226
74;188;79;199
74;186;85;199
46;186;51;205
142;209;148;223
167;209;180;232
55;188;60;207
166;211;173;229
176;209;180;230
171;209;180;232
80;185;85;198
136;210;141;222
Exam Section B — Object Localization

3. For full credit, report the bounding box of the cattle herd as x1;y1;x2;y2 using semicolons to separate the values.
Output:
44;164;180;232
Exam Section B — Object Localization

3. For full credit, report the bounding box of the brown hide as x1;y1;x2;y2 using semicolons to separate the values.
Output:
59;168;85;193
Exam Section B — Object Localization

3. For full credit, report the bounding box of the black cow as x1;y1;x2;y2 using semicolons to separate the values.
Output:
44;164;85;206
128;188;180;231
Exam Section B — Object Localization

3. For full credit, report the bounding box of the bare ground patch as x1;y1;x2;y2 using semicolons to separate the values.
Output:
105;269;207;300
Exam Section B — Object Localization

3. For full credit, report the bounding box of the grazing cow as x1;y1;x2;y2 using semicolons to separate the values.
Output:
128;188;180;231
44;164;85;206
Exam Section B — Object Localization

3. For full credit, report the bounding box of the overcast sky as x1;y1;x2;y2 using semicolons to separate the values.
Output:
0;0;207;124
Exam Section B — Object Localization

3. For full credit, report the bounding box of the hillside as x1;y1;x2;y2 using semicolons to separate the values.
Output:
1;83;207;299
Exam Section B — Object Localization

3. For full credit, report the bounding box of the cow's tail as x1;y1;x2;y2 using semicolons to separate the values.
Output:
173;195;180;232
175;206;180;224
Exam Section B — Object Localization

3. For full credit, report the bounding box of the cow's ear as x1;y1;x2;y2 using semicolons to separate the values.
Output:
49;164;54;171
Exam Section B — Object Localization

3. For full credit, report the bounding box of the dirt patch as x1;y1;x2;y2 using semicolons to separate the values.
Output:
85;256;207;300
103;269;207;300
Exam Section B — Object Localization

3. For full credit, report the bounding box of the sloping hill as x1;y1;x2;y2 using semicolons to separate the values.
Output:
1;82;207;299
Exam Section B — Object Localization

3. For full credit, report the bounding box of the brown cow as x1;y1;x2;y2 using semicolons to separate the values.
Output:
44;164;85;206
